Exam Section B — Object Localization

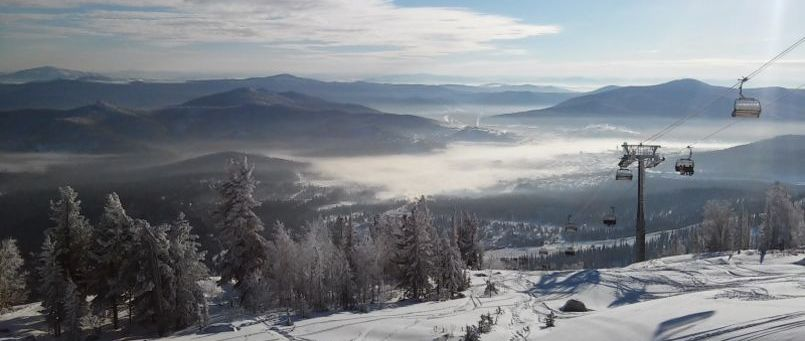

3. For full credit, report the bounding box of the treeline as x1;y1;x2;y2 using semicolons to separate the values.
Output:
217;158;484;323
35;188;209;340
497;182;805;270
694;182;805;254
498;229;693;271
0;157;486;339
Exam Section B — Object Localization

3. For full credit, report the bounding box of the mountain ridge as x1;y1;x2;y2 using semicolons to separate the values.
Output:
0;66;113;83
0;71;578;110
494;79;805;120
0;88;508;155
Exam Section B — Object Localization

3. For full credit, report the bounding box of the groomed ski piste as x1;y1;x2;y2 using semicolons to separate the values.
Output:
3;251;805;341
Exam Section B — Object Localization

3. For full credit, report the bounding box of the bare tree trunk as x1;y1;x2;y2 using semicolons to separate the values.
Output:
111;297;119;330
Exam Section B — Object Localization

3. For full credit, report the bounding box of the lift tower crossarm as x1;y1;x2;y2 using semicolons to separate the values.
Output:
617;142;664;263
619;143;663;168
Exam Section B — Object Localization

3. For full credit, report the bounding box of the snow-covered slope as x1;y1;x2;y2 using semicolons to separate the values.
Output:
3;252;805;340
277;252;805;340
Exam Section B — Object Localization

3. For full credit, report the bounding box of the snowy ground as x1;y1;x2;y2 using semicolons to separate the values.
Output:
3;251;805;341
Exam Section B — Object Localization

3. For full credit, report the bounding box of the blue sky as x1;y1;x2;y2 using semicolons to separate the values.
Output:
1;0;803;88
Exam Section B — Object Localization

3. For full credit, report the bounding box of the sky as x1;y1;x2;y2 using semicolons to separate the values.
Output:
1;0;804;88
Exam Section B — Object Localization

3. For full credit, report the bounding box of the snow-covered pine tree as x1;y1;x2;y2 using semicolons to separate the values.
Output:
269;221;299;325
47;186;93;291
455;212;484;270
338;217;356;309
89;192;135;330
699;200;733;252
297;220;348;311
132;220;175;336
434;237;450;299
0;238;28;311
351;234;382;306
370;214;401;285
63;278;84;341
435;236;469;299
38;235;66;337
213;157;270;311
395;197;435;300
168;212;209;330
330;216;348;249
38;187;93;338
762;183;804;251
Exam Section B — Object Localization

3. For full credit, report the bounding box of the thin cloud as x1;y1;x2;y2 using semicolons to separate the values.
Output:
0;0;560;57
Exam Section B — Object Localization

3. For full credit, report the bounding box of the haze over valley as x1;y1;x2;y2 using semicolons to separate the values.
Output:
2;1;805;340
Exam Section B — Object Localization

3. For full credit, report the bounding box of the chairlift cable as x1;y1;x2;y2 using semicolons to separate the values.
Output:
744;35;805;81
690;82;805;147
639;34;805;144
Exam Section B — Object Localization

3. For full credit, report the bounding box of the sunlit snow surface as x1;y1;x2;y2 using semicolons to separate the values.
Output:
4;252;805;340
234;252;805;341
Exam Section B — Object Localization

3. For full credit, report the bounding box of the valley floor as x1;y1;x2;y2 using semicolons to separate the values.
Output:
3;251;805;341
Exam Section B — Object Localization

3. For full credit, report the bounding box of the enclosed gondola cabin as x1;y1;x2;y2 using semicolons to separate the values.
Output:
732;98;761;118
564;246;576;256
539;248;549;256
615;168;633;181
732;77;761;118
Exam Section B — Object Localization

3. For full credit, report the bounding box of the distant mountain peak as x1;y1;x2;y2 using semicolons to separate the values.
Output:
0;65;111;83
68;100;134;117
660;78;710;88
267;73;306;81
493;78;805;120
181;87;287;107
180;87;380;114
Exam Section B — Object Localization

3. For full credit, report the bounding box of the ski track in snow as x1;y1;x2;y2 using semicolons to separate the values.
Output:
4;252;805;340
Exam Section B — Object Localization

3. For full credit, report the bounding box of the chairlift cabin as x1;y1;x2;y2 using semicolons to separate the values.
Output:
674;146;695;176
602;206;617;226
564;215;577;233
615;168;633;181
732;77;761;118
564;246;576;256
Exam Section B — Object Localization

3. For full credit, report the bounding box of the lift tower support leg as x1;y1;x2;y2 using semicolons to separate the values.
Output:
636;157;646;263
617;142;663;264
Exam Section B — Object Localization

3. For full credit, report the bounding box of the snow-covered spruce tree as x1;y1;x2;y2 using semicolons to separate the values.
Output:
334;217;356;309
395;197;435;300
297;220;351;311
434;236;469;300
168;212;209;330
63;278;84;341
0;238;28;311
370;214;401;286
454;212;484;270
213;157;270;311
351;234;382;306
268;221;299;325
89;192;135;330
330;216;349;250
762;183;805;251
47;186;94;289
38;186;93;338
698;200;734;252
38;235;66;337
132;220;175;336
